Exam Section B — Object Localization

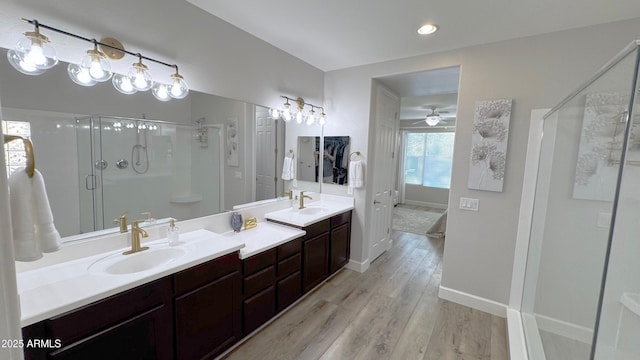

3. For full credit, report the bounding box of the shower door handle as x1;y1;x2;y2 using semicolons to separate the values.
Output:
85;174;97;190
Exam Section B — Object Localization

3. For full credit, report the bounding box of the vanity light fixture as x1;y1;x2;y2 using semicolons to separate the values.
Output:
417;24;438;35
7;19;58;75
8;18;189;101
272;95;327;126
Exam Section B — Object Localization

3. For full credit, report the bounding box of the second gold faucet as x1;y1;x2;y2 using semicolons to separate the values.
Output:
299;191;312;209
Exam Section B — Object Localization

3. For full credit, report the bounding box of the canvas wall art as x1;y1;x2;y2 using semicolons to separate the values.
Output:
573;92;637;201
468;99;513;192
226;117;239;167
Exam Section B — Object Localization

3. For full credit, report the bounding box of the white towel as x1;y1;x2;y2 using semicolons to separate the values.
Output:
348;160;364;194
9;168;61;261
281;156;296;181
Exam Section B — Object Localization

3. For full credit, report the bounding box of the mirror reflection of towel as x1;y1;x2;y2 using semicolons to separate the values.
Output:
9;168;61;261
282;156;296;181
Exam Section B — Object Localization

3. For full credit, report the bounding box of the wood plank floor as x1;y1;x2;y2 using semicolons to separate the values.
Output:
221;231;508;360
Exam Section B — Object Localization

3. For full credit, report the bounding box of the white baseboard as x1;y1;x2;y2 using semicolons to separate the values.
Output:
507;309;530;360
345;258;369;273
402;200;448;210
535;313;593;344
438;285;507;317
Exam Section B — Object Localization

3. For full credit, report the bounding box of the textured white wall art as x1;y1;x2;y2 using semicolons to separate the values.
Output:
468;99;512;192
573;92;633;201
226;117;239;167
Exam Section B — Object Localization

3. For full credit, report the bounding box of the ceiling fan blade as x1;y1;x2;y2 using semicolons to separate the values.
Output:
411;120;426;125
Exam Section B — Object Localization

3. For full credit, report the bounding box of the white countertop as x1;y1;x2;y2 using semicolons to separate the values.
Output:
264;197;355;227
219;221;306;259
17;229;244;327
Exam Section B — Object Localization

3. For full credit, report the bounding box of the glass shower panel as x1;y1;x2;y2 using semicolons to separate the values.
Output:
593;50;640;360
521;48;639;360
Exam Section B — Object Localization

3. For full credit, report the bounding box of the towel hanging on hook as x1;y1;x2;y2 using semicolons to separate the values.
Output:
3;135;35;178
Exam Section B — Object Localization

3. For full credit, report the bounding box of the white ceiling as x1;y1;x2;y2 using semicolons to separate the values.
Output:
187;0;640;72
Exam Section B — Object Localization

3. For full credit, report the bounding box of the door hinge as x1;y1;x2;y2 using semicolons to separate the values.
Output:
387;227;390;234
391;151;394;159
274;176;277;182
275;148;278;155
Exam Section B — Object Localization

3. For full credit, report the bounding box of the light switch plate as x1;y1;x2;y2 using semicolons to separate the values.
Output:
459;197;479;211
597;212;611;228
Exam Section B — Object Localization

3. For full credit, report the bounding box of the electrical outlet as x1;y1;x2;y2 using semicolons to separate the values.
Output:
459;197;479;211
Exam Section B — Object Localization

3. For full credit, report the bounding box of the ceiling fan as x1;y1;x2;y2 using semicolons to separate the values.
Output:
412;106;448;126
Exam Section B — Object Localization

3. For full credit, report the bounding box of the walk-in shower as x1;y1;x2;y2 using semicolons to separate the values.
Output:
512;41;640;359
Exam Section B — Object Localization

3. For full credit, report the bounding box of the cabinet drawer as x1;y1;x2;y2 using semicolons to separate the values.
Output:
277;237;301;259
243;248;276;275
331;211;351;228
244;265;276;296
174;252;240;296
47;277;172;345
277;252;301;277
243;285;276;334
304;218;330;239
277;271;301;311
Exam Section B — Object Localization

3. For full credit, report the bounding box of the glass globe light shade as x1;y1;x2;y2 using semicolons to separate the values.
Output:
319;112;327;126
14;30;58;70
296;110;304;124
112;73;138;95
270;108;280;119
282;103;292;121
79;49;112;82
425;115;441;126
306;109;316;126
7;49;46;75
127;61;153;91
67;63;97;86
169;73;189;99
152;83;172;102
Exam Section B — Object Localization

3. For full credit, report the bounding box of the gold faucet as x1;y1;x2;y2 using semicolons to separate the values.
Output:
283;189;293;199
113;212;128;233
299;191;312;209
123;220;149;255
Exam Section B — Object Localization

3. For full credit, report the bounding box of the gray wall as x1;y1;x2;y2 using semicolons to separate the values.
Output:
323;17;640;306
404;185;449;208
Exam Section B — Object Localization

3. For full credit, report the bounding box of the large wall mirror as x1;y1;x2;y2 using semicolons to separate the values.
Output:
0;48;305;240
296;136;351;185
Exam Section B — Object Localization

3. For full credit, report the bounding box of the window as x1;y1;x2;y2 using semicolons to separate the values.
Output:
2;120;32;177
404;131;455;188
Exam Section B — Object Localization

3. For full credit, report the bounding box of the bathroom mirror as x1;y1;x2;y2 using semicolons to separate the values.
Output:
0;49;308;240
297;136;320;182
322;136;350;185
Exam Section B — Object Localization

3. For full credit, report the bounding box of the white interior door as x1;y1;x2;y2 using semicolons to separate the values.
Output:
370;84;400;262
256;112;276;201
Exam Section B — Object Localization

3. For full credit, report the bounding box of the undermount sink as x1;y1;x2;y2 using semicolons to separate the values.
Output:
298;206;329;215
89;246;187;275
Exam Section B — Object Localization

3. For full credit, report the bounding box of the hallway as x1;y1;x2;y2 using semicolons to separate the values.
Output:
223;231;508;359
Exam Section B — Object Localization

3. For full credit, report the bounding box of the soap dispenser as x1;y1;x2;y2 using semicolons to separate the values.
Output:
167;218;180;246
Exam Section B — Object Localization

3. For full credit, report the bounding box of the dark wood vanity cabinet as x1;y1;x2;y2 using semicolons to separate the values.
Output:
22;252;242;360
23;277;174;360
241;237;303;335
300;211;352;293
329;211;352;274
173;252;242;360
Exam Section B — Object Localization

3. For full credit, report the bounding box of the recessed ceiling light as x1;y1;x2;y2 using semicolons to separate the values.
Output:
417;24;438;35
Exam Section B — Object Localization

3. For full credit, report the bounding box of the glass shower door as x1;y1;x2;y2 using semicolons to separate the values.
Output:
76;116;106;233
521;45;639;359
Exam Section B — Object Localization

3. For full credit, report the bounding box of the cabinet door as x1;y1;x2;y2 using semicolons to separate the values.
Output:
302;233;329;293
330;222;351;274
243;285;276;334
49;304;172;360
175;271;241;360
277;270;302;311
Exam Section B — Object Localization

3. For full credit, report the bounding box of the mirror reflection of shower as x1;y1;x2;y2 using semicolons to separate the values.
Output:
132;120;150;174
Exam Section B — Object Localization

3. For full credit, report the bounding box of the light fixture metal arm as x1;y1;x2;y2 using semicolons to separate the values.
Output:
21;18;179;72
